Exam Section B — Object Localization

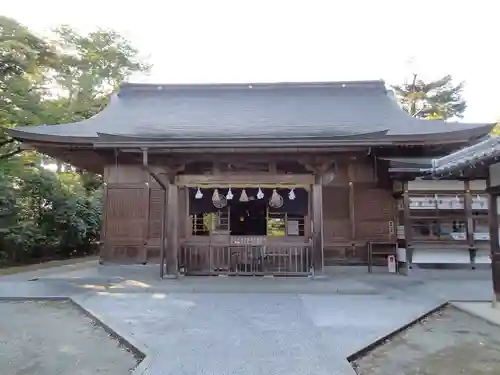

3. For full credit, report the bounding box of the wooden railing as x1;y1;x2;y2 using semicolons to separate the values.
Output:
179;242;312;276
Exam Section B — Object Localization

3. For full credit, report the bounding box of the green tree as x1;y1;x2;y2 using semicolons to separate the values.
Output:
48;26;150;171
51;25;151;123
0;16;58;159
392;74;466;120
0;18;149;266
491;123;500;136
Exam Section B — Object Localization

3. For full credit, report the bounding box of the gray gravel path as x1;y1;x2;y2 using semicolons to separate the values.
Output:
0;300;140;375
353;306;500;375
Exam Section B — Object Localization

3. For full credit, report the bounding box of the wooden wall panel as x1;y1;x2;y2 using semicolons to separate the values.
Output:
322;186;350;243
354;186;396;241
323;186;349;219
350;162;375;183
323;179;396;265
104;165;146;184
104;164;170;186
102;164;176;263
327;159;375;185
323;220;350;240
103;186;147;263
331;163;349;185
148;189;165;239
141;187;186;263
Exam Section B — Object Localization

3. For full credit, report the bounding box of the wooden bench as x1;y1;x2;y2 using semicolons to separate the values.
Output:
408;240;490;269
367;241;398;273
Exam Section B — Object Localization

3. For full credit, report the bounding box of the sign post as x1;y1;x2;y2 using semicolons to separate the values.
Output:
387;255;397;273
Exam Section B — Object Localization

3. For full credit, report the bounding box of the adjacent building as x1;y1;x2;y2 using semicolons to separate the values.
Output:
426;136;500;301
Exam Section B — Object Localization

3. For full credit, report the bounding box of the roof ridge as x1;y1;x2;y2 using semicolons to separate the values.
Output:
118;80;387;94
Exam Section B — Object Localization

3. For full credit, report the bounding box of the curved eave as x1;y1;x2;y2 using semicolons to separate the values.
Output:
6;127;96;144
90;125;494;148
386;123;495;142
7;122;495;148
94;129;389;142
423;136;500;180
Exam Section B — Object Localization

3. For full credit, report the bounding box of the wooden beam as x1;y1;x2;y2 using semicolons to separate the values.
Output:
269;161;277;174
311;175;324;274
464;180;474;249
347;164;356;241
100;183;109;263
176;173;314;187
143;177;151;264
296;157;317;173
160;186;167;278
402;181;413;266
165;181;179;277
488;175;500;303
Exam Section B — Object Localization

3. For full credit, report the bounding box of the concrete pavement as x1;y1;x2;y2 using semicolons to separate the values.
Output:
0;263;495;375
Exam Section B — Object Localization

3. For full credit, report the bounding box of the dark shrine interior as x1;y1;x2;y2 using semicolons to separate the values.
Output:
229;200;268;236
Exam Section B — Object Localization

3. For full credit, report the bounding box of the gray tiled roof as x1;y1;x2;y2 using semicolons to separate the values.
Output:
427;136;500;177
7;80;494;144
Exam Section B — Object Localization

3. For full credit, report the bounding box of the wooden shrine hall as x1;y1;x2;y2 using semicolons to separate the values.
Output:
7;80;495;277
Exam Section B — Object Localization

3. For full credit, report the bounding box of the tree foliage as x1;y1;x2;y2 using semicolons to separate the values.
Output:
50;26;151;124
491;123;500;136
1;158;103;262
392;74;467;120
0;16;57;159
0;17;149;266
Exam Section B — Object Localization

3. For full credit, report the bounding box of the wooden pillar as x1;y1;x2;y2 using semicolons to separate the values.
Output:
347;165;356;241
347;163;358;263
165;182;179;277
99;182;109;263
311;175;324;274
143;176;151;264
160;187;167;278
402;182;413;267
488;176;500;303
464;180;476;267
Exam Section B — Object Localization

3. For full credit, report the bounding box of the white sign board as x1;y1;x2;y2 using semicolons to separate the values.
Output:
287;220;299;236
449;232;467;241
396;248;406;262
473;232;490;241
436;196;464;210
471;196;488;210
409;197;436;209
387;255;397;273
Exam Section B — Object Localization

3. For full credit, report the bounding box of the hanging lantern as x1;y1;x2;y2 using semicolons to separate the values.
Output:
212;188;220;202
213;194;227;209
256;187;264;200
226;188;233;200
195;187;203;199
269;189;284;208
239;189;249;202
288;188;296;200
271;189;280;203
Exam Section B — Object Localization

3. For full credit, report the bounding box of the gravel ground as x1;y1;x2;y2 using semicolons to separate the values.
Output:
353;306;500;375
0;300;141;375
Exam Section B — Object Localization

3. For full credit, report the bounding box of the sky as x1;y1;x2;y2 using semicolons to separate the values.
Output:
3;0;499;123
